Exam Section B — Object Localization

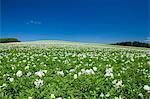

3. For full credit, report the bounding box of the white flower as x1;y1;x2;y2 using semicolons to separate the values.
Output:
78;72;82;76
12;67;15;70
74;74;77;79
115;97;119;99
105;93;110;97
33;65;36;67
23;60;26;63
35;70;45;77
106;67;113;73
34;79;43;88
116;80;122;86
25;66;29;70
3;74;9;77
115;96;122;99
28;97;33;99
113;80;123;88
104;72;114;78
112;80;117;84
82;54;86;58
2;83;7;87
104;67;114;78
27;72;32;77
69;69;75;72
50;94;55;98
57;71;64;76
56;97;62;99
83;69;95;75
144;85;150;91
0;83;7;88
16;70;22;77
100;93;104;97
81;69;85;72
35;70;47;77
131;58;134;62
93;67;97;71
138;93;143;97
9;78;14;82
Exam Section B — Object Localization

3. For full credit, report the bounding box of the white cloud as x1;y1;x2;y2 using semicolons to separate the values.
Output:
26;20;42;25
146;37;150;40
145;37;150;43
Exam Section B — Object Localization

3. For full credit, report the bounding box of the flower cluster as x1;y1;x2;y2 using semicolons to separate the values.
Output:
56;71;64;76
34;79;43;88
81;68;95;75
104;67;114;78
35;70;47;77
112;80;124;88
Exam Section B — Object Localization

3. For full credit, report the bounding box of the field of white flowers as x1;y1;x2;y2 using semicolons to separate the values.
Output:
0;41;150;99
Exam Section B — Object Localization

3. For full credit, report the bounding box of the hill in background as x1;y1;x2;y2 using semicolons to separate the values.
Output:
0;38;20;43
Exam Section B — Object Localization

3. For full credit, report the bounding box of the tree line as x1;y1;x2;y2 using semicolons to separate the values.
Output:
112;41;150;48
0;38;20;43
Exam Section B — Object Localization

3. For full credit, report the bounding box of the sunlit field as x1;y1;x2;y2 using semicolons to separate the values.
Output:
0;41;150;99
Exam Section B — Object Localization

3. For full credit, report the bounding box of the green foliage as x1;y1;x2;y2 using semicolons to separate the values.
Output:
0;43;149;98
112;41;150;48
0;38;20;43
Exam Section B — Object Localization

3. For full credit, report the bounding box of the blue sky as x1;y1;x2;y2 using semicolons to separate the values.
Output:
1;0;149;43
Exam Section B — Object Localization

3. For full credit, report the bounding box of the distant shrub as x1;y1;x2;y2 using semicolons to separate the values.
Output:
0;38;20;43
112;41;150;48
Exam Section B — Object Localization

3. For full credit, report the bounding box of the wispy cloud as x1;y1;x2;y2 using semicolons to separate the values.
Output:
145;37;150;43
26;20;42;25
